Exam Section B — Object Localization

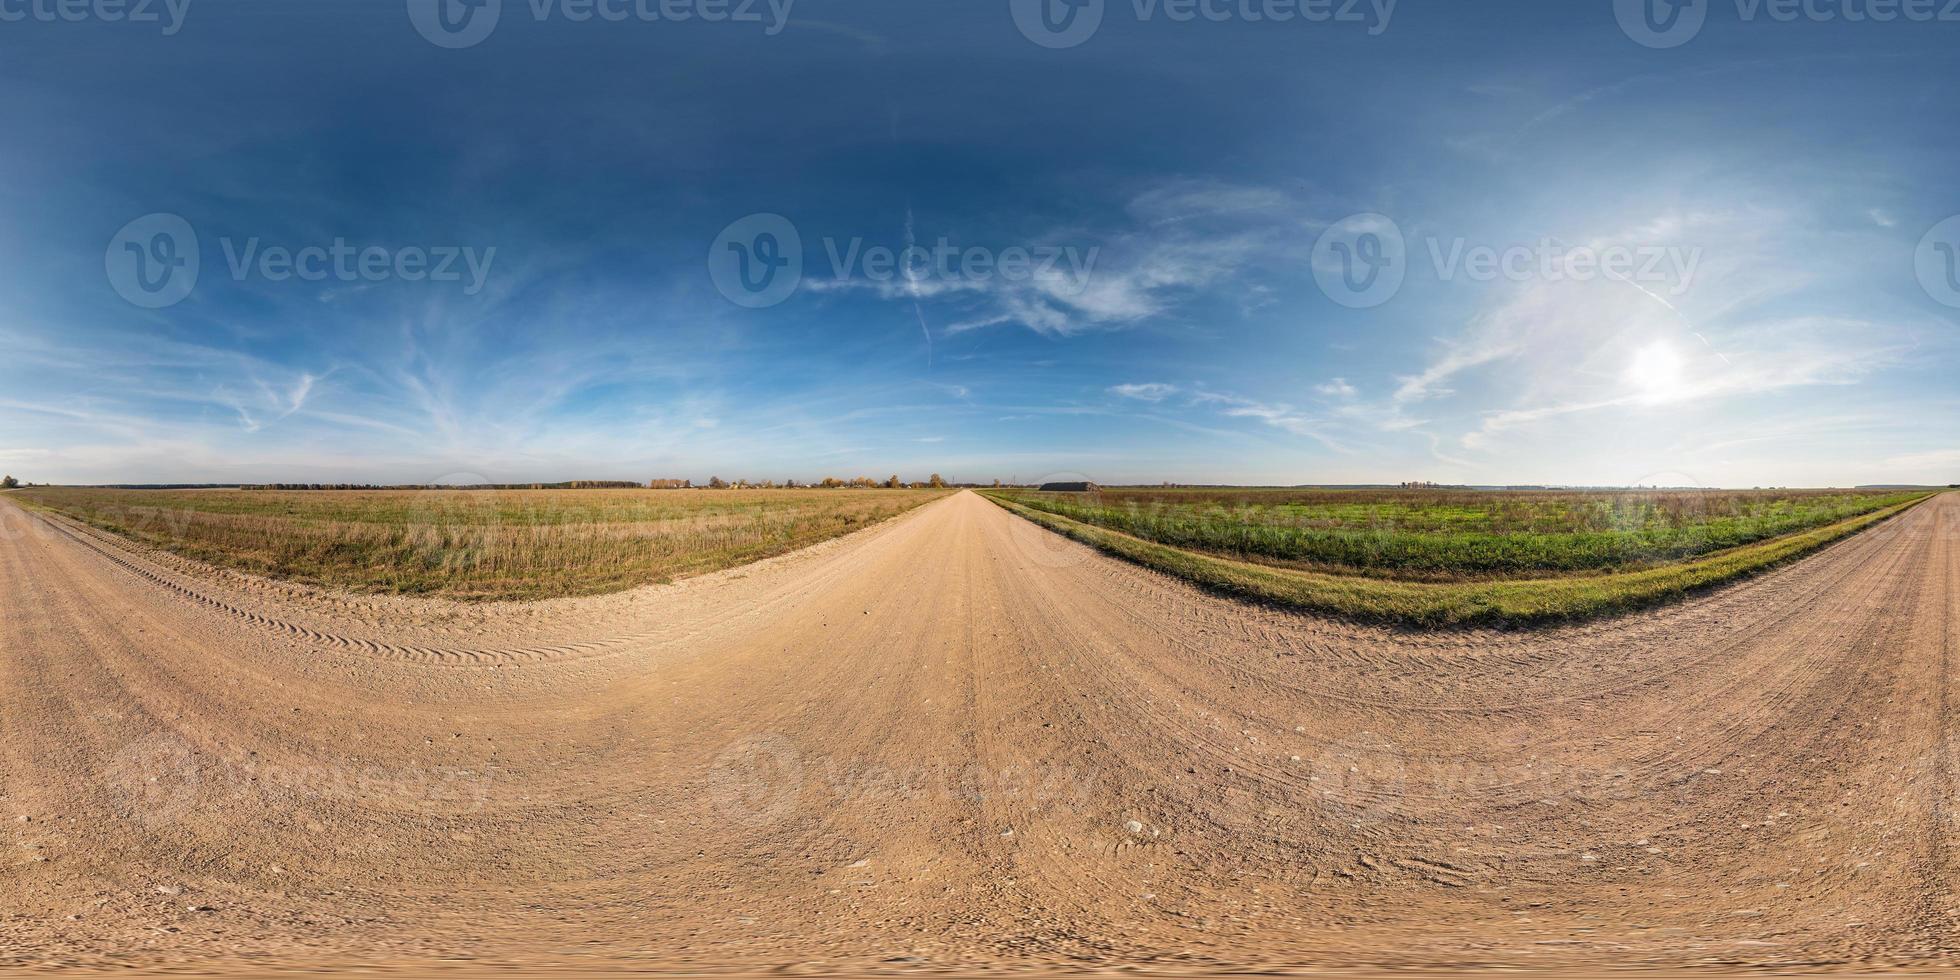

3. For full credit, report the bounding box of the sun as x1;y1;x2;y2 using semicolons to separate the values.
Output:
1625;340;1686;404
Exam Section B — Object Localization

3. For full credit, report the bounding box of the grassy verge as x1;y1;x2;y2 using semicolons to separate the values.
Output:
988;487;1922;578
981;491;1935;627
12;487;951;601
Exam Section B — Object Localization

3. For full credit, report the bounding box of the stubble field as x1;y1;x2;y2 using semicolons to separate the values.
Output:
11;486;950;600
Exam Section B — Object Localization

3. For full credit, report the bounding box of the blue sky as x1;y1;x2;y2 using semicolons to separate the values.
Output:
1;0;1956;487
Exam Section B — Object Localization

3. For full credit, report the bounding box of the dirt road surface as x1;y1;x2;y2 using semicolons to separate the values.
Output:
1;490;1954;974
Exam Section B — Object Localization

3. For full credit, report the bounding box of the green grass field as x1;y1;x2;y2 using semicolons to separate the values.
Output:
983;488;1935;626
989;487;1923;579
14;486;949;600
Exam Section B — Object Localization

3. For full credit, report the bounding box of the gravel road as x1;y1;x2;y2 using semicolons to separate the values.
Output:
1;489;1953;973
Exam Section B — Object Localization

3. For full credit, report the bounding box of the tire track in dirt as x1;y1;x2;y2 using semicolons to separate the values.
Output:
38;510;634;665
16;500;950;669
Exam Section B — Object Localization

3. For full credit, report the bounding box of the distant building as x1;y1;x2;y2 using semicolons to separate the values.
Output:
1038;481;1100;492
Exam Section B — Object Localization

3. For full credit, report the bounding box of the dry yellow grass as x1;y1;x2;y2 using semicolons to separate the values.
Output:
16;486;950;600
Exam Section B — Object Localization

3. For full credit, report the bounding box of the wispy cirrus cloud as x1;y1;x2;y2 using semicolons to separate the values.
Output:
820;180;1301;338
1314;377;1357;399
1109;382;1178;402
1393;340;1522;406
1190;390;1346;452
1125;178;1304;227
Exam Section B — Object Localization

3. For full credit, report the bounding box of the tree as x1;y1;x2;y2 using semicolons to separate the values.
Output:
928;473;946;488
0;475;16;489
886;475;902;489
707;476;728;489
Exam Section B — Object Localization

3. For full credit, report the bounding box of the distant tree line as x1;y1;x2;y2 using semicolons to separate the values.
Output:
242;481;643;491
663;473;956;490
219;474;993;492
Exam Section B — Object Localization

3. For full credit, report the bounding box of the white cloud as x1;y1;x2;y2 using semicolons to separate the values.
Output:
818;180;1297;338
1314;377;1357;399
1190;391;1345;452
1109;382;1178;402
1125;178;1299;226
1392;335;1524;405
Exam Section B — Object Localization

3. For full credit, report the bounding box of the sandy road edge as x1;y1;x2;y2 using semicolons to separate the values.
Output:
4;966;1945;979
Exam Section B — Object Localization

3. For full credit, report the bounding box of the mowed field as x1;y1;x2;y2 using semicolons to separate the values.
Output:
986;487;1930;624
11;486;949;600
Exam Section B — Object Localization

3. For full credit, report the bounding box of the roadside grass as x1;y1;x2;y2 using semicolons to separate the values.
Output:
981;491;1935;627
13;486;950;600
991;487;1923;579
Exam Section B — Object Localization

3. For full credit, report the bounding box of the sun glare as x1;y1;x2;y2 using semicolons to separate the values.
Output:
1625;340;1685;403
